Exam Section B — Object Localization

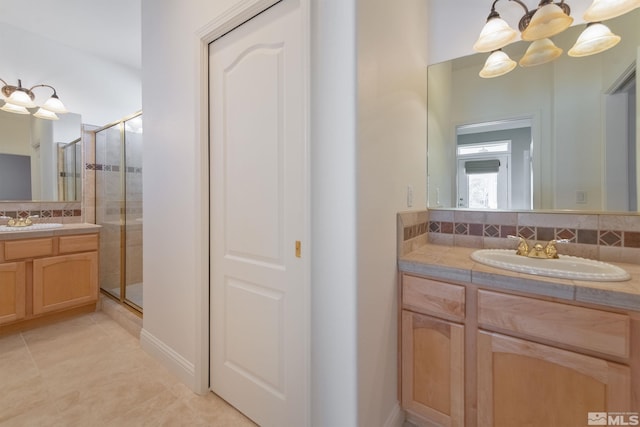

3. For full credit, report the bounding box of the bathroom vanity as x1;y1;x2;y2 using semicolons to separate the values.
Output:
0;224;100;334
399;244;640;427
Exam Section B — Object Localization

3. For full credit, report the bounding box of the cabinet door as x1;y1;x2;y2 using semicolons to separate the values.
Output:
402;310;464;426
0;263;26;324
478;331;631;427
32;252;98;315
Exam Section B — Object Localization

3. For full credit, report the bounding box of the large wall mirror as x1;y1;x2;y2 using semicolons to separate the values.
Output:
0;108;82;201
427;9;639;212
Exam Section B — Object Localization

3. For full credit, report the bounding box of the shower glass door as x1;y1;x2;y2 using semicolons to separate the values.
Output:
95;112;143;312
124;115;143;309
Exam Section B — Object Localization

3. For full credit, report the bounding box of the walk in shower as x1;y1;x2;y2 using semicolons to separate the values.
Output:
95;112;143;312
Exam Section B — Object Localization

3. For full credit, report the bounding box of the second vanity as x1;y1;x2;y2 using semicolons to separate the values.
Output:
399;243;640;427
0;223;101;335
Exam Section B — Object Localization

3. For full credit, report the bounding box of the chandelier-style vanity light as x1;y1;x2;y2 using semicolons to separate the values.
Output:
0;78;68;120
474;0;640;78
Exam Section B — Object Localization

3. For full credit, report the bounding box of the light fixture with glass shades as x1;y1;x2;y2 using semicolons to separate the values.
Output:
474;0;640;78
480;50;518;77
0;78;68;120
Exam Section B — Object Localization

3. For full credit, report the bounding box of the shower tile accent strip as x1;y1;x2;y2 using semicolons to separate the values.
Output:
86;163;142;173
398;210;640;265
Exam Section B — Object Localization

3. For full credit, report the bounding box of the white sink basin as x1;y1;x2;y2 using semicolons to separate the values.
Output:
471;249;630;282
0;223;64;232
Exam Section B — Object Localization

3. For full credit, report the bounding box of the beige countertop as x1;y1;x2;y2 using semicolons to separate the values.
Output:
399;243;640;312
0;223;102;241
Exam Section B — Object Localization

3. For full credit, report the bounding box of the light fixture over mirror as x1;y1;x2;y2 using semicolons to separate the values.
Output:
475;0;640;78
0;78;68;120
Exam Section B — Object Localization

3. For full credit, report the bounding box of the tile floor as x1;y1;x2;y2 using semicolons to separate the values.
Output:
0;312;257;426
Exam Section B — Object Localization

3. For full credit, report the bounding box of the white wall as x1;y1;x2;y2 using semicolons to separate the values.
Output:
356;1;427;427
310;1;359;424
140;0;209;393
0;23;140;126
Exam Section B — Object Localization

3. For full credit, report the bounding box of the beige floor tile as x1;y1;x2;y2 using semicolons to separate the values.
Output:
0;334;40;389
0;312;254;426
182;393;257;426
0;374;51;423
0;401;64;427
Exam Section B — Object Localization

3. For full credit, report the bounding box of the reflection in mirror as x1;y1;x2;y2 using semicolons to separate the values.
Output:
427;9;639;212
0;108;81;201
59;138;82;201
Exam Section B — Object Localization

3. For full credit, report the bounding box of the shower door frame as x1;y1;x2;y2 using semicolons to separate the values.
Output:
95;110;143;314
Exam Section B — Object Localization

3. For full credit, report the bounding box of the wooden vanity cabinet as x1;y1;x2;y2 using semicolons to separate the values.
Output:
33;252;98;315
400;273;637;427
0;262;26;325
401;275;466;426
0;232;99;333
476;289;633;427
477;331;631;427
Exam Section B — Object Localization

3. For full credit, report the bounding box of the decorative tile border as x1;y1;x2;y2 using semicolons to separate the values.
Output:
0;202;82;224
86;163;142;173
427;219;640;248
403;221;429;240
399;210;640;263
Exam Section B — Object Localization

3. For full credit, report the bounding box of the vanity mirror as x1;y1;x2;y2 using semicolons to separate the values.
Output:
0;108;82;201
427;8;639;212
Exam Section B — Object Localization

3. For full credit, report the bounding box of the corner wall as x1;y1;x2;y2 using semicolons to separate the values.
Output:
356;1;428;426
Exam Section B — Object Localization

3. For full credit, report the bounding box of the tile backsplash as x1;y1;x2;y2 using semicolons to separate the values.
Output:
0;202;82;224
399;209;640;265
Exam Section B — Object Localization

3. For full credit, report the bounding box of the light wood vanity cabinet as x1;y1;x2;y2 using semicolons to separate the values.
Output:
477;331;631;427
0;232;99;332
0;262;26;324
401;275;466;426
402;310;465;426
400;273;637;427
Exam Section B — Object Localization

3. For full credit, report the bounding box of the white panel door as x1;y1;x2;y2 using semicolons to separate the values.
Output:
209;1;308;426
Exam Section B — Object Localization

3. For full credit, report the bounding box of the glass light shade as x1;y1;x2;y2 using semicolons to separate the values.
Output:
1;102;30;114
521;3;574;41
41;95;68;113
568;23;621;57
584;0;640;22
33;107;59;120
479;50;517;78
7;89;36;108
519;38;563;67
473;17;519;52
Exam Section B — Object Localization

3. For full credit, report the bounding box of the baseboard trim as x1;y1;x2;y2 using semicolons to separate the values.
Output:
384;402;406;427
140;328;198;391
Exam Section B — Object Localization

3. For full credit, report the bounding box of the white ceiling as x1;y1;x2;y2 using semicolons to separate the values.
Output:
0;0;141;70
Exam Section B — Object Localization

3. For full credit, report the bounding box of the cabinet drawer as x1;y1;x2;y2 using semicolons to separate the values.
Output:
402;274;465;321
478;290;630;358
59;234;99;254
4;238;54;260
